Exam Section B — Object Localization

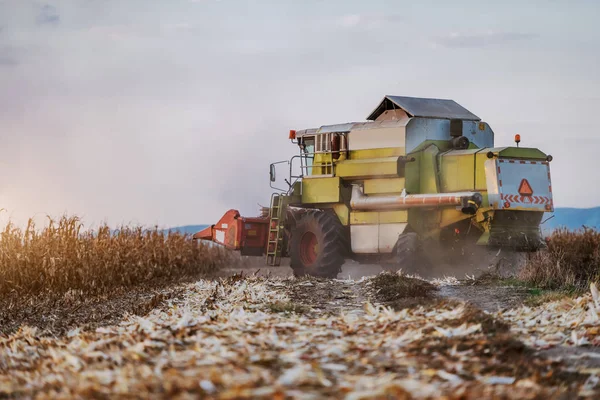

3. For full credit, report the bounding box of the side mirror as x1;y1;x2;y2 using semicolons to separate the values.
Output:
269;164;276;182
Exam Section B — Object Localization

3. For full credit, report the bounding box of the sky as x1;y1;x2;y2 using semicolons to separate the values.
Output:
0;0;599;228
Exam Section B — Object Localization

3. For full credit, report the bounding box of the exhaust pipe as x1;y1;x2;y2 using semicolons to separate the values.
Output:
350;185;482;214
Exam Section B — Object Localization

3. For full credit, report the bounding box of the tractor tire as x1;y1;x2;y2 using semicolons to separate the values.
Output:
385;232;419;274
290;210;346;278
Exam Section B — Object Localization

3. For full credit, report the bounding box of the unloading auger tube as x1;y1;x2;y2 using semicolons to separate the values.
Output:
350;185;483;214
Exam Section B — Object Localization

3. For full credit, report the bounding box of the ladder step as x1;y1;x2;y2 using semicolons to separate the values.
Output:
267;193;285;267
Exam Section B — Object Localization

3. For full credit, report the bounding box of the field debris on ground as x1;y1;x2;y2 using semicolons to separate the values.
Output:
1;274;599;398
431;276;462;287
368;272;437;302
500;283;600;349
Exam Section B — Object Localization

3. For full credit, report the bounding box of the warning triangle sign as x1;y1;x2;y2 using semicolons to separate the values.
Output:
518;179;534;196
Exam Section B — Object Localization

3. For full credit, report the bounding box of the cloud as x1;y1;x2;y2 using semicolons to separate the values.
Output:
0;46;18;66
36;4;60;25
0;54;16;66
335;13;403;30
431;31;537;48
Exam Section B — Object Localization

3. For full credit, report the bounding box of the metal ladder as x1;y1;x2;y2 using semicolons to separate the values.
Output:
266;193;285;266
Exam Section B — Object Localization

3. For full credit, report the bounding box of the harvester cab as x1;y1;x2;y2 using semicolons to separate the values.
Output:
194;95;554;278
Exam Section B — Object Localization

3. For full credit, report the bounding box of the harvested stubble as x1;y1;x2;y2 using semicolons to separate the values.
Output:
520;228;600;289
0;216;231;298
1;276;595;398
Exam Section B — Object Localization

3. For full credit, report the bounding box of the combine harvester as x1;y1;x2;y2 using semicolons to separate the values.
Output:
195;96;554;278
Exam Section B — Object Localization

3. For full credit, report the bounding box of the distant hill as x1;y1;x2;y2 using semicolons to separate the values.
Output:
544;207;600;231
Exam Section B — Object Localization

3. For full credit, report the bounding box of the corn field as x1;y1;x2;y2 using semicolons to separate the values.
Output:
0;216;231;297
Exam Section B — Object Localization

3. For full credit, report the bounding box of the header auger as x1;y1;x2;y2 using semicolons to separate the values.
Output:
194;95;554;278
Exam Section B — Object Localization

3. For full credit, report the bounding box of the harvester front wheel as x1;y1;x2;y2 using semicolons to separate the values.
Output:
290;210;345;278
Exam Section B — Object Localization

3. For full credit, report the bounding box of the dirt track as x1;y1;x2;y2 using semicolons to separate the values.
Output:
220;259;530;313
222;260;600;372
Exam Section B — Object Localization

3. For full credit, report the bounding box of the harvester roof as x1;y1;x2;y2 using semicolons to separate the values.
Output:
367;95;480;121
294;95;481;138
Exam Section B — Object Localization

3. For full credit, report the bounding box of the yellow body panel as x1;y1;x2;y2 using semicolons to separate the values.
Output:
419;146;440;194
440;153;475;192
350;210;408;225
438;150;489;193
474;152;488;190
363;178;405;194
348;147;405;160
335;156;399;179
302;177;340;204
